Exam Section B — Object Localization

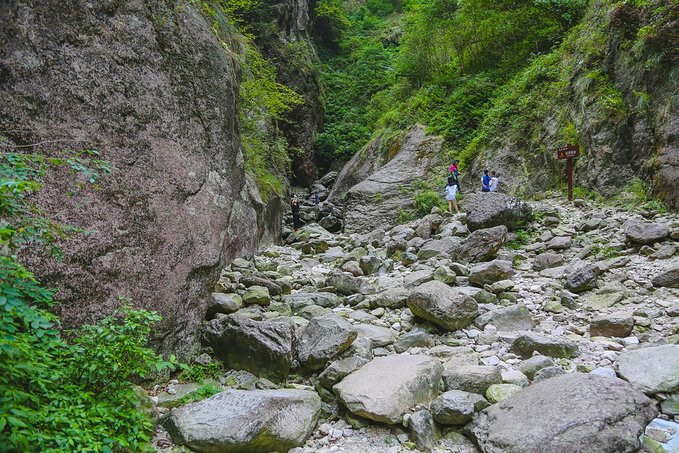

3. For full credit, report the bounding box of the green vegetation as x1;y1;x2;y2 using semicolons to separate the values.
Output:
413;189;445;217
176;383;221;405
179;360;223;382
506;229;534;250
1;151;172;451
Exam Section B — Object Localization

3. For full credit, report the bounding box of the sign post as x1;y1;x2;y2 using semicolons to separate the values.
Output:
557;144;580;201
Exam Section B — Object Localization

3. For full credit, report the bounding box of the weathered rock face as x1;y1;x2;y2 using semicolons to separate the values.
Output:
336;125;443;233
616;345;679;394
407;281;479;331
470;373;658;453
0;1;282;356
166;389;321;452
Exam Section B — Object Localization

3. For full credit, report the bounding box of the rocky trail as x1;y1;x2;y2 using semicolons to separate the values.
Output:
150;188;679;453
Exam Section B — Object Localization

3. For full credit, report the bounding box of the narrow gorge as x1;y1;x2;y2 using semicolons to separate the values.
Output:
1;0;678;452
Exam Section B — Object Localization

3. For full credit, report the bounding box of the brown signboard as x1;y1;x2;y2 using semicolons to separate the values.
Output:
557;144;580;160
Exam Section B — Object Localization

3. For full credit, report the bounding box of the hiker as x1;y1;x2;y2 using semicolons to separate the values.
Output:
449;159;463;194
445;175;460;214
481;169;491;192
291;196;302;230
490;171;499;192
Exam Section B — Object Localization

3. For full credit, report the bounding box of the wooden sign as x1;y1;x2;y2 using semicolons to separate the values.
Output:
557;144;580;202
557;144;580;160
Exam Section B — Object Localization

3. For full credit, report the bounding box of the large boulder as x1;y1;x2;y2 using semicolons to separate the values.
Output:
468;260;514;286
325;271;374;296
623;219;669;244
407;281;479;331
333;354;443;424
470;373;657;453
417;237;463;260
443;365;502;394
616;345;679;394
340;125;443;233
474;304;534;332
464;193;533;232
456;225;508;263
203;315;294;381
431;390;490;425
297;314;357;370
0;1;282;356
166;389;321;452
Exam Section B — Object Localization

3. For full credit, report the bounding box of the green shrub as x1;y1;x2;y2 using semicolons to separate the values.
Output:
506;229;533;250
413;189;443;217
179;360;223;382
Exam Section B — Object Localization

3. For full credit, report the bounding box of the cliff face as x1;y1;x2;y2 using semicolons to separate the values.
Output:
463;0;678;206
0;0;280;355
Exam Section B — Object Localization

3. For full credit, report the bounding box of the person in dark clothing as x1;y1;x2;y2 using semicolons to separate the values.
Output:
481;169;491;192
291;197;302;230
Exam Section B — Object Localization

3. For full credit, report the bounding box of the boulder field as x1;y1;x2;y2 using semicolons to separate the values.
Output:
151;192;679;452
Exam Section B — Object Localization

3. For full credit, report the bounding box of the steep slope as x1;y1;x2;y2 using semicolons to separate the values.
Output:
0;0;282;355
462;0;679;206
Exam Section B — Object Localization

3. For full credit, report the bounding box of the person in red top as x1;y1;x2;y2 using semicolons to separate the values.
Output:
449;159;462;194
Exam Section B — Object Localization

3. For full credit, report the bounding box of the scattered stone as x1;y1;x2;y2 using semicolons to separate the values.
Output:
394;329;435;353
333;355;443;424
518;355;555;380
652;264;679;288
457;225;508;263
206;293;242;319
590;312;634;337
326;271;375;295
442;365;502;394
166;389;321;452
510;333;579;359
407;281;479;331
464;193;533;232
408;409;438;452
485;383;521;403
404;269;434;288
623;219;669;245
431;390;489;425
468;260;514;286
417;237;463;260
433;266;457;284
547;236;572;250
474;304;534;332
470;373;657;452
616;345;679;394
242;285;271;305
204;315;294;381
298;314;357;370
319;356;369;389
641;418;679;453
532;366;565;383
565;265;598;293
532;252;564;271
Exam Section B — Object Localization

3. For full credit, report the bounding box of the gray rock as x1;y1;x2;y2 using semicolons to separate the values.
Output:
623;219;669;244
242;285;271;305
326;271;374;295
590;312;634;337
418;237;464;260
240;276;284;296
616;345;679;394
204;315;294;381
547;236;572;250
407;281;479;331
341;261;364;276
298;314;357;370
565;265;598;293
431;390;490;425
464;193;533;232
319;356;369;389
434;266;457;284
510;333;579;359
408;409;438;452
532;252;564;271
166;389;321;452
457;286;498;305
372;287;410;309
333;354;443;424
284;292;341;309
652;264;679;288
206;293;242;319
474;304;534;332
518;355;554;380
354;324;396;347
470;373;657;453
359;255;381;275
532;365;565;383
468;260;514;286
457;226;508;263
405;269;435;288
394;329;435;353
443;365;502;394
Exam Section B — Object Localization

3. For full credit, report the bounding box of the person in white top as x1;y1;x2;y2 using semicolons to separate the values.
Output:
445;175;459;214
489;171;499;192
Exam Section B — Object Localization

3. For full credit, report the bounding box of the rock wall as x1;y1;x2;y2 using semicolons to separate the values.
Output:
464;1;679;207
336;125;443;233
0;0;281;356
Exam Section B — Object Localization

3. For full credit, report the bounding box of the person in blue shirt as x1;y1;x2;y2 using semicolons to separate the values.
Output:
481;169;491;192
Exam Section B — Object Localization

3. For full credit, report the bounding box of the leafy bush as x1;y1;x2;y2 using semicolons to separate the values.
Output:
179;360;223;382
0;150;171;451
506;229;533;250
413;189;443;217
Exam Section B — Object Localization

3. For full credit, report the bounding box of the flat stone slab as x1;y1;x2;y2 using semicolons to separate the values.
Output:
616;344;679;394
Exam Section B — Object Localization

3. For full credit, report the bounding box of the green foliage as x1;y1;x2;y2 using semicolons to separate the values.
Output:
176;383;221;405
397;209;415;224
0;150;171;451
413;189;444;217
506;229;533;250
179;360;223;382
